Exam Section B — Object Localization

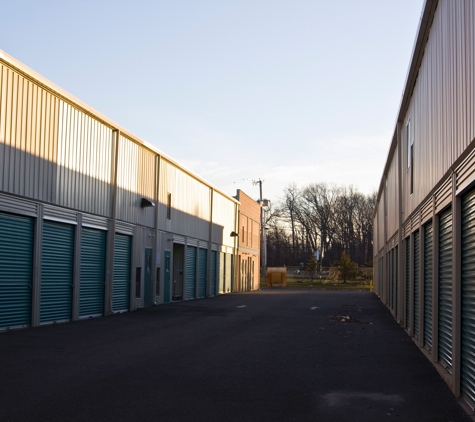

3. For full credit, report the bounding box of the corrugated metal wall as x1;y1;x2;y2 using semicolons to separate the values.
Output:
116;135;155;227
158;159;211;239
0;64;59;202
57;101;113;215
386;153;399;239
212;191;236;248
401;1;475;219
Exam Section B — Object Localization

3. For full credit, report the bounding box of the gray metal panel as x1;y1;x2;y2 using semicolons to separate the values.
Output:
79;227;106;318
40;221;74;323
0;212;34;328
414;230;420;339
0;192;37;217
461;189;475;403
399;1;475;218
116;220;134;236
43;204;78;224
424;222;433;349
0;64;59;203
82;214;109;231
438;209;453;371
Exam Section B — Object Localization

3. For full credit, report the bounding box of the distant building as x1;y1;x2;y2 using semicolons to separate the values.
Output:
373;0;475;407
0;50;249;331
234;190;260;291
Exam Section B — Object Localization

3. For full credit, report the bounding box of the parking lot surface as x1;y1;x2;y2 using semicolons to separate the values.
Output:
0;290;471;422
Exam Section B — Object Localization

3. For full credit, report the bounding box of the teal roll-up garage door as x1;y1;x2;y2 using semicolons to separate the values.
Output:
395;246;399;319
424;222;433;350
0;212;34;329
461;189;475;403
210;251;217;297
438;208;453;372
186;246;196;300
113;233;131;312
197;248;207;298
41;221;74;323
413;230;420;339
405;238;410;328
80;228;106;318
389;249;394;311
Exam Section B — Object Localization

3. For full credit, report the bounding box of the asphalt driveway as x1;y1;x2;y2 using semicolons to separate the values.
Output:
0;290;471;422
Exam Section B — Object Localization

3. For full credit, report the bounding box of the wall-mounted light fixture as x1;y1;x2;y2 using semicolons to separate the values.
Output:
167;238;175;242
230;231;239;237
141;198;155;208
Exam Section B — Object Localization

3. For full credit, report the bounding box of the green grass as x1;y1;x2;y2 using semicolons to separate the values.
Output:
260;274;372;291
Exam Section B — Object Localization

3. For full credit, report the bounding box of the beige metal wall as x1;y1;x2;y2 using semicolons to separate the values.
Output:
212;190;236;248
116;135;155;227
386;151;398;238
376;194;385;254
57;101;113;215
0;63;59;203
0;50;239;252
158;158;212;240
401;0;475;219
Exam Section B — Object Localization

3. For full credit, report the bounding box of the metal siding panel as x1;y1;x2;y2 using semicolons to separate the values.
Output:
0;68;56;202
116;136;138;224
0;212;34;328
40;221;74;323
112;233;131;312
399;1;474;219
461;189;475;403
79;228;106;318
424;222;433;349
439;208;453;371
212;191;236;247
56;101;113;216
186;246;196;300
414;231;420;338
198;248;207;298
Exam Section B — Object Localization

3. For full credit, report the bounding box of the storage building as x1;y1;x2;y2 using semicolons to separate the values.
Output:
0;50;240;331
373;0;475;407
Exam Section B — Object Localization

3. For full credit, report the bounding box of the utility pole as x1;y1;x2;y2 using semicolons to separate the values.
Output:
252;179;267;278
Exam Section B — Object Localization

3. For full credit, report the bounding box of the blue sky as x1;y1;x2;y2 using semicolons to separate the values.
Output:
1;0;424;203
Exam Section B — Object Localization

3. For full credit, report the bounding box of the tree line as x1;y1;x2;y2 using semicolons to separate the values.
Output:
265;183;376;268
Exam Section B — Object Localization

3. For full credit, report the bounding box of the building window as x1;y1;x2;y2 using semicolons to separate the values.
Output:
167;193;172;220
